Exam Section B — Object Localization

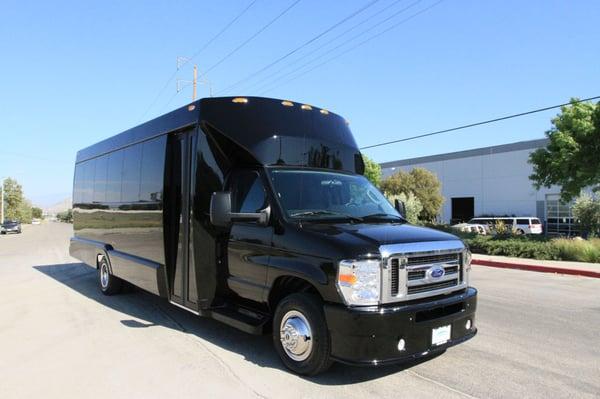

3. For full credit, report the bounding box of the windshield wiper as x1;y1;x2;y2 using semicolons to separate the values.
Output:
290;210;364;223
361;213;406;223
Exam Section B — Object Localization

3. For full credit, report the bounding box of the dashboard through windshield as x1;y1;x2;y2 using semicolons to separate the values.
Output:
269;169;402;222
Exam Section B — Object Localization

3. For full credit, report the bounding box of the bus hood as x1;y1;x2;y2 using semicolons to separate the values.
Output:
298;222;460;257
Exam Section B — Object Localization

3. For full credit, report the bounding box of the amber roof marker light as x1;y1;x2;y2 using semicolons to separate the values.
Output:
320;109;329;115
232;97;248;103
301;104;312;110
281;100;294;107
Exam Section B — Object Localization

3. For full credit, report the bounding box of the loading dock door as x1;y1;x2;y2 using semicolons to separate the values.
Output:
451;197;474;224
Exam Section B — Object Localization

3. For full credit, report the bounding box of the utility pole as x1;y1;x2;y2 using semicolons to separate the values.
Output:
177;56;212;100
177;64;199;102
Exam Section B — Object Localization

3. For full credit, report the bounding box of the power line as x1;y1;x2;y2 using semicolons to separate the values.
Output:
252;0;422;95
200;0;302;79
257;0;443;95
188;0;259;62
156;0;300;115
360;96;600;150
240;0;411;94
138;0;259;121
217;0;382;95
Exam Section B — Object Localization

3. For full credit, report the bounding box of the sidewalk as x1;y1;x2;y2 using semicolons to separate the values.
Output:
472;253;600;278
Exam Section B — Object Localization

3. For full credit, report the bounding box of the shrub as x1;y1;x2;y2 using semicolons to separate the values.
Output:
387;192;422;224
572;193;600;238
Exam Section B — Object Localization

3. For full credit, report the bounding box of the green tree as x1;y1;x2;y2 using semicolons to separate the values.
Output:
572;193;600;238
529;98;600;202
380;167;443;221
3;178;32;223
362;154;381;187
387;192;423;224
57;209;73;223
32;207;43;219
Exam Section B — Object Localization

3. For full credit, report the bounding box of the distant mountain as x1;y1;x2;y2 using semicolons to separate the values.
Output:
45;198;72;214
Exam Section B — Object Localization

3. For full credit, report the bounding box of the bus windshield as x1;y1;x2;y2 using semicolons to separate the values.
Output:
269;169;403;222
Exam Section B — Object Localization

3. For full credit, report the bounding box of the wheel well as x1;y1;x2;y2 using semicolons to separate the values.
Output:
96;253;106;269
268;276;321;311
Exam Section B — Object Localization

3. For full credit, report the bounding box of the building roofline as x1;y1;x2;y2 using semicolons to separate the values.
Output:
379;138;549;168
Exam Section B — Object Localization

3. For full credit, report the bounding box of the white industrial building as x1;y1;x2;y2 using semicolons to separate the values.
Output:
380;138;576;235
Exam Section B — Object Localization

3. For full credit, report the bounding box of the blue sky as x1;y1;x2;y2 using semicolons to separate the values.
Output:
1;0;599;207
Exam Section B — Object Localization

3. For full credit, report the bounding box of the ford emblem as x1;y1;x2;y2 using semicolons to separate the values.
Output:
429;266;445;279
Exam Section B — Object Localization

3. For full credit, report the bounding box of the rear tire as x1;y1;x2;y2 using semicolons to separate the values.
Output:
98;256;122;296
272;293;332;376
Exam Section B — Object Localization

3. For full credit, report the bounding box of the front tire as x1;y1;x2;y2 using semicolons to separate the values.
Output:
98;256;122;295
272;293;332;376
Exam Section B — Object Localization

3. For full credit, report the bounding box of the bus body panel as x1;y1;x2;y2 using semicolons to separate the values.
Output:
70;96;478;369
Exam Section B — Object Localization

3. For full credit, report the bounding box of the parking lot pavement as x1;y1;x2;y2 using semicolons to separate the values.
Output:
1;223;599;399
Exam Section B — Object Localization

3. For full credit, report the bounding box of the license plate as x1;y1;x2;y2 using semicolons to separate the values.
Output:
431;325;451;346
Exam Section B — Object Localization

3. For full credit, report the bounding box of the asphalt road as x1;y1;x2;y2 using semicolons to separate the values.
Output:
1;223;598;399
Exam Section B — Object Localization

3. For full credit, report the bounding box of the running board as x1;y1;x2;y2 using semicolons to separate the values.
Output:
169;300;200;315
168;301;269;335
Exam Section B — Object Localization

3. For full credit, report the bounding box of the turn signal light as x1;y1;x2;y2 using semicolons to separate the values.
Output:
338;274;357;286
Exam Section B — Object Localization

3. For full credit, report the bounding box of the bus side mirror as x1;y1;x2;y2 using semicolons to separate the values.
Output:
210;192;270;227
210;192;233;227
394;199;406;217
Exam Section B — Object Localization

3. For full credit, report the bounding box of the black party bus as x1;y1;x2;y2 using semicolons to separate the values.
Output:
70;96;477;375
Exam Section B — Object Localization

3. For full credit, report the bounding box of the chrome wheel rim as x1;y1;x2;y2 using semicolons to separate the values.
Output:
280;310;313;361
100;262;109;289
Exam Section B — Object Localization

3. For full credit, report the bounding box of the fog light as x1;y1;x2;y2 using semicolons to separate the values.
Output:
397;338;406;351
465;319;472;330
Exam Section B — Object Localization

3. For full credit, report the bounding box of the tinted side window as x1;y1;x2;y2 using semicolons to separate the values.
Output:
93;156;108;203
516;218;528;225
82;159;96;204
106;150;124;202
121;145;143;202
531;219;541;225
501;218;513;225
73;164;84;204
230;171;266;213
140;137;166;202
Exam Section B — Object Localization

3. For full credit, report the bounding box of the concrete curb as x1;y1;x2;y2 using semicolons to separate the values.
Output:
472;259;600;278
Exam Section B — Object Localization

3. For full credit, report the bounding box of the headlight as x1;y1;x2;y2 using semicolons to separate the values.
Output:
462;249;472;285
337;259;380;306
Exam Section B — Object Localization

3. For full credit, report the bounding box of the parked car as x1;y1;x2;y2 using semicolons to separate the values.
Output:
31;218;41;225
1;220;22;234
468;217;543;235
451;223;487;235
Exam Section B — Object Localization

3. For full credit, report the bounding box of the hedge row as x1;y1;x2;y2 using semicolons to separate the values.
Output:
427;225;600;263
464;235;561;260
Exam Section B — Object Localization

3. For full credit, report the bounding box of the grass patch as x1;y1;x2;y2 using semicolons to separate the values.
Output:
552;238;600;263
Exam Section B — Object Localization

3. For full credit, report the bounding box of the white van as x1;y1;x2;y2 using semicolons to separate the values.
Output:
468;217;543;235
